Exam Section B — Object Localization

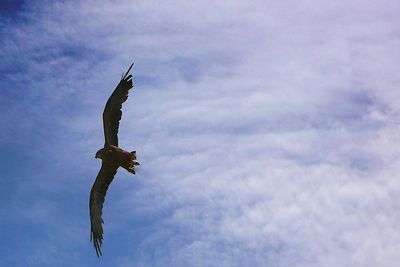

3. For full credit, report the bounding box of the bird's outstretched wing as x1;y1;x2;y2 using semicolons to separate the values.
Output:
103;63;134;146
89;163;118;257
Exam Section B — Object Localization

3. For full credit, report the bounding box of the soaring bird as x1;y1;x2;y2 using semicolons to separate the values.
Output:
89;63;139;257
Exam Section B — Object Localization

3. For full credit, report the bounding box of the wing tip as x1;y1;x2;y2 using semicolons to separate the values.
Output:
91;231;103;257
122;62;134;80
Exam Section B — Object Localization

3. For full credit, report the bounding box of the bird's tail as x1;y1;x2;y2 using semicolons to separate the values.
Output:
130;151;140;168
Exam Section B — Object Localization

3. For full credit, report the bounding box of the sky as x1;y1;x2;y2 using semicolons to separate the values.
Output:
0;0;400;266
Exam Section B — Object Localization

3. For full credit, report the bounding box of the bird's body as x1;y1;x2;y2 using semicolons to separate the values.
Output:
89;63;139;257
95;145;138;174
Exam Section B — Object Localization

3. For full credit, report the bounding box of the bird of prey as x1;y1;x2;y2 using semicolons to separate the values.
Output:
89;63;140;257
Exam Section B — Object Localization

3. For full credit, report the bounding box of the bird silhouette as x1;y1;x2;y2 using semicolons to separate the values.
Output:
89;63;139;257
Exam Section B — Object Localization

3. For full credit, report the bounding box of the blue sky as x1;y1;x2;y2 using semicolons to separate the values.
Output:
1;0;400;266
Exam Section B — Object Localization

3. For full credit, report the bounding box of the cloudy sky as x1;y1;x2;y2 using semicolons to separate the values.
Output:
1;0;400;266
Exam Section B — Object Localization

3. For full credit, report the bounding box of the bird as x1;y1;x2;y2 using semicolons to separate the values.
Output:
89;63;140;257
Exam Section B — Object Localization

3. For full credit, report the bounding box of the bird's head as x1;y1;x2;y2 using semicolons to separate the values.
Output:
95;148;105;159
